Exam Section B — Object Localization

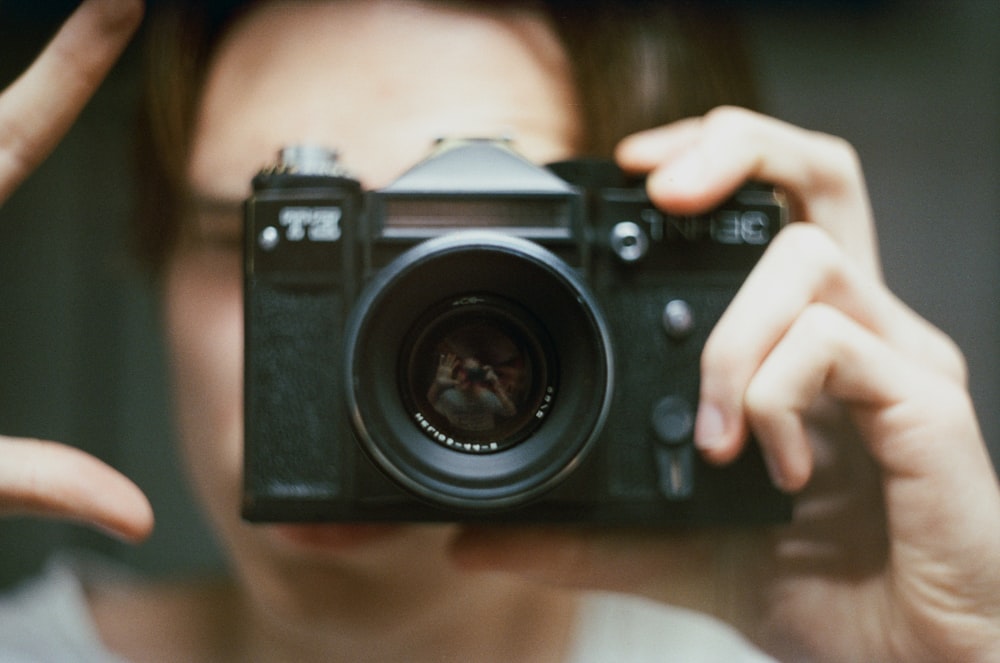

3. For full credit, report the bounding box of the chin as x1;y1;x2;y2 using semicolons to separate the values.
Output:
268;522;411;552
258;521;461;565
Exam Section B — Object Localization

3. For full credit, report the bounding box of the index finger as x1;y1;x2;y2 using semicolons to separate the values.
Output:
0;0;143;203
616;107;881;280
0;436;154;542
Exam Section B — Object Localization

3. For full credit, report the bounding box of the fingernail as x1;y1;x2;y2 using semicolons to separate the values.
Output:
763;452;789;493
694;402;727;453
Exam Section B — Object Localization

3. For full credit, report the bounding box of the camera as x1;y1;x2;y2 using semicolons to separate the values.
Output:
242;138;791;525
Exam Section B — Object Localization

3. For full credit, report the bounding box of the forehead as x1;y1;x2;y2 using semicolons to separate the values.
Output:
186;0;580;198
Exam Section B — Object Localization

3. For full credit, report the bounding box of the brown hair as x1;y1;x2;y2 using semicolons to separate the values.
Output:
132;1;757;273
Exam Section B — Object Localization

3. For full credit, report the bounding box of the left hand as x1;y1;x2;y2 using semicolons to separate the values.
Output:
449;107;1000;662
0;0;151;543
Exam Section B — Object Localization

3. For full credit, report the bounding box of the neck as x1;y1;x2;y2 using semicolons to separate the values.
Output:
91;527;579;663
233;569;578;663
227;527;580;663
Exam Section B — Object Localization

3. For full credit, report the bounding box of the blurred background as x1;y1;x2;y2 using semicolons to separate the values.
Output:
0;0;997;589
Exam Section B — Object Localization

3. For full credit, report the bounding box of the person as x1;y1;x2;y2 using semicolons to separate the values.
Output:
1;0;998;661
429;353;518;433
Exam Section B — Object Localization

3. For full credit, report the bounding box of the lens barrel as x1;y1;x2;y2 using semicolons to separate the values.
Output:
345;232;613;511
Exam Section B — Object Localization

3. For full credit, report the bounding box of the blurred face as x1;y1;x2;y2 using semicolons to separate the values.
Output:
161;0;579;617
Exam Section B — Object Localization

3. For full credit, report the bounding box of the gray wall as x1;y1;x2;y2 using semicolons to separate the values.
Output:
748;2;1000;456
0;17;223;588
0;1;996;589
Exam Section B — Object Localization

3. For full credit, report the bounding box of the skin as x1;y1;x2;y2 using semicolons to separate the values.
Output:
454;111;1000;660
152;4;580;661
1;1;998;662
0;0;152;542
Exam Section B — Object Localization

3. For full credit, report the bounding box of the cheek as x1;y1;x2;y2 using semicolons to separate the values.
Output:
162;249;245;515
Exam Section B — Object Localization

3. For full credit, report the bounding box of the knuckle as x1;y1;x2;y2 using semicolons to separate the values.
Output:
793;303;843;345
773;218;834;252
743;376;780;423
701;105;759;139
742;304;841;421
805;132;865;196
797;300;845;331
771;222;846;283
937;380;975;423
700;325;744;379
947;343;969;385
816;132;861;170
932;330;970;386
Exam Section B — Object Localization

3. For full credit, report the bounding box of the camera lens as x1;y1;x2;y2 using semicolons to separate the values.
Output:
400;294;555;454
345;231;613;511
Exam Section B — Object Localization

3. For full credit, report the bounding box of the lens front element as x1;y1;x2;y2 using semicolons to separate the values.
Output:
402;294;555;454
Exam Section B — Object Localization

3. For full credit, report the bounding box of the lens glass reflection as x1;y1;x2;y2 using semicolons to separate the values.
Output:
401;296;554;453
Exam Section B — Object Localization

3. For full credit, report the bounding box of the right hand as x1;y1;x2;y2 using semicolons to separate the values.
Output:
0;0;151;543
451;108;1000;661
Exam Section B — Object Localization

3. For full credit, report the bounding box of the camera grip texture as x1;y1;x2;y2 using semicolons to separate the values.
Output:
243;283;345;517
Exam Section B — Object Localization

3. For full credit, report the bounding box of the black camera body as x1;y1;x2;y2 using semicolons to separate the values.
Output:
243;139;790;525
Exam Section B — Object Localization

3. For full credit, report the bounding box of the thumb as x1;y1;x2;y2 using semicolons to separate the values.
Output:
0;0;144;201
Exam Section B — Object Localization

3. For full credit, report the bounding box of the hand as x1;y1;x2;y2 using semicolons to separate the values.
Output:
0;0;151;542
428;353;460;406
435;353;460;386
0;437;152;543
450;108;1000;662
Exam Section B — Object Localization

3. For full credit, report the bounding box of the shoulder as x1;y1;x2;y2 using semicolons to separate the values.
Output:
567;591;776;663
0;553;234;663
0;556;126;662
